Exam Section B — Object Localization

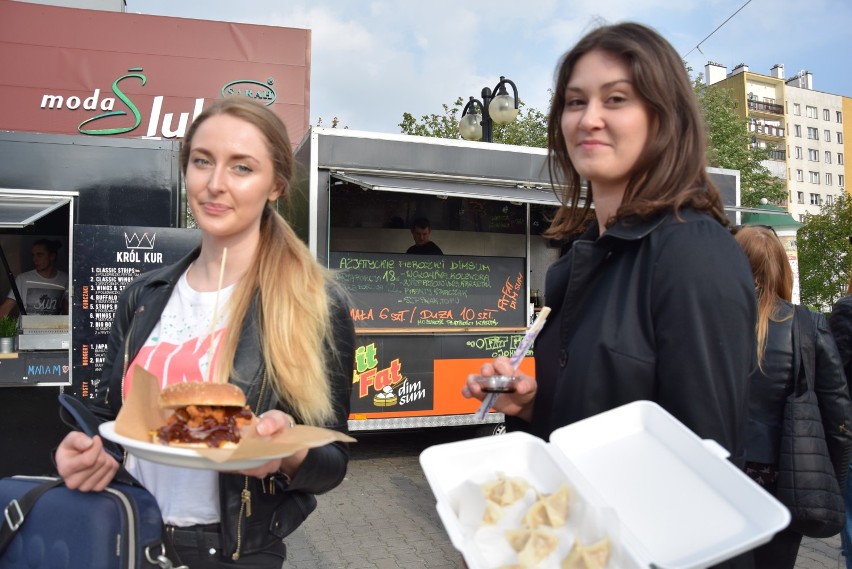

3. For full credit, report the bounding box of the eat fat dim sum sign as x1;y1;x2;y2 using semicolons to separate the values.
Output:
38;69;276;138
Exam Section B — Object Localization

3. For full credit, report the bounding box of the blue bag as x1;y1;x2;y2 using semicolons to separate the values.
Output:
0;475;167;569
0;394;182;568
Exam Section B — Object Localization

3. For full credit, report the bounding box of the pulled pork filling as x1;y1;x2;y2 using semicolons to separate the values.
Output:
156;405;254;447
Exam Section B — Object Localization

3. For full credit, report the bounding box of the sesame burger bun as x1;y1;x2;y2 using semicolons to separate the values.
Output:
159;382;247;409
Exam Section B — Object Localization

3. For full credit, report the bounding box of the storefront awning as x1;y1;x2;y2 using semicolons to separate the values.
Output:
0;191;73;229
331;171;561;206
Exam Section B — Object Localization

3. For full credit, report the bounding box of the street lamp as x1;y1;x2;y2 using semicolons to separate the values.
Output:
458;76;520;143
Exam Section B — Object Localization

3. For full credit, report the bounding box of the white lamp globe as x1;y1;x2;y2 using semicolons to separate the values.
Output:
459;113;483;141
489;93;519;125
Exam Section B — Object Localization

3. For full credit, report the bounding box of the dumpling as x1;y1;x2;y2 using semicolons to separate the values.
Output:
482;499;504;525
561;538;611;569
506;527;559;567
481;472;530;507
522;484;571;528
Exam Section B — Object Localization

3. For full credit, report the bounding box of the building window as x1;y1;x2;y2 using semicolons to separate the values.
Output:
795;146;803;159
840;153;845;165
807;127;818;139
838;111;843;123
825;129;831;142
826;173;833;186
797;191;804;203
827;194;835;205
825;151;832;164
794;124;802;137
838;132;844;144
824;109;831;121
793;103;801;115
808;149;819;161
809;171;820;184
796;169;804;182
799;214;806;222
806;105;818;118
841;174;846;187
810;193;820;205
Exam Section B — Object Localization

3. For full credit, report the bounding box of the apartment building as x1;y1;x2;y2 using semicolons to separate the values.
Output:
706;62;851;222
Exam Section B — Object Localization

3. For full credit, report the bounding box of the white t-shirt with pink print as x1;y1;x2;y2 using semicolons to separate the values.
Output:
124;268;235;526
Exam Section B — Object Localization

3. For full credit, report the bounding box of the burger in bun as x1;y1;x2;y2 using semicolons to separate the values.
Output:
154;382;254;448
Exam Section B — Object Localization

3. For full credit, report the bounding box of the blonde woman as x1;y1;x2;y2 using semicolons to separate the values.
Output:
55;98;355;568
736;226;851;568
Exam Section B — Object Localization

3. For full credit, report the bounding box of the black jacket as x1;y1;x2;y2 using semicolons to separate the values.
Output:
512;209;756;467
89;248;356;560
830;295;852;388
748;301;852;488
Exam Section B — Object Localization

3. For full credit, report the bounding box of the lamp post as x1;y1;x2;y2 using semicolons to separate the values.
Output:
458;76;520;143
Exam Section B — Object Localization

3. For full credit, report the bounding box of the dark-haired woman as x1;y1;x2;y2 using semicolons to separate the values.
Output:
463;22;757;566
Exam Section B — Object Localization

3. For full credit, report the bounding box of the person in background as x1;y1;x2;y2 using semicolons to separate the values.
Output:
462;22;757;567
736;226;852;568
406;217;443;255
0;239;68;317
54;98;356;568
829;272;852;569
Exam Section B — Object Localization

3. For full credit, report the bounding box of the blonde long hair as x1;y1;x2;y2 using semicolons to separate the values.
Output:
733;226;793;369
180;98;336;425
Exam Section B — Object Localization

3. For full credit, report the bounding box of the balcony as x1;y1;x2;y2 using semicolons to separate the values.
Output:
749;122;785;138
747;99;785;116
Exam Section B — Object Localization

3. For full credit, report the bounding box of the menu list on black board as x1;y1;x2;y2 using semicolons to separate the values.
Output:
330;252;526;329
72;225;199;400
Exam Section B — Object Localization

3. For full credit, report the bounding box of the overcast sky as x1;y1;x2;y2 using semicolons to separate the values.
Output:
125;0;852;135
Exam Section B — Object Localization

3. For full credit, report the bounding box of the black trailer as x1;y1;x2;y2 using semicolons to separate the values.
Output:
0;132;187;477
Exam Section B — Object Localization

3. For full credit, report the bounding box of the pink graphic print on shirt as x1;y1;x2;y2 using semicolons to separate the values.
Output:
123;327;228;397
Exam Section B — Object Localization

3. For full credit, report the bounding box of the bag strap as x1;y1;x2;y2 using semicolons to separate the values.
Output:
0;478;63;556
793;304;817;392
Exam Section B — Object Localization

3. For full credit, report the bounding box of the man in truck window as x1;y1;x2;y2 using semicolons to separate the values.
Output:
406;217;443;255
0;239;68;317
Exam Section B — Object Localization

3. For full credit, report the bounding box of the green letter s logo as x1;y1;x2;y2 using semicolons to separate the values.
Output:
78;68;146;135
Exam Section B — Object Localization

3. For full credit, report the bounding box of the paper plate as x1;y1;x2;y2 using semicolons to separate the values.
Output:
99;421;289;471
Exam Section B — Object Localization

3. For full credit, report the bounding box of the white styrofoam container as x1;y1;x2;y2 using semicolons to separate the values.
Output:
420;400;791;569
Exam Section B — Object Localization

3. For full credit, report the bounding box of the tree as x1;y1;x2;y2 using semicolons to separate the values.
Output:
399;97;548;148
316;116;347;129
797;194;852;310
693;78;787;207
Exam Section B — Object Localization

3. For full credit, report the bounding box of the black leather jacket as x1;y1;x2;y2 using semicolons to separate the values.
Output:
89;249;356;560
748;301;852;486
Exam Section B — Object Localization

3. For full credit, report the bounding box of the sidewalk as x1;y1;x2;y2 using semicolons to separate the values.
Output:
798;535;843;569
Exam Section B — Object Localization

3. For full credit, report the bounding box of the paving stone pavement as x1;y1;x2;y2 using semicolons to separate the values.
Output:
281;427;846;569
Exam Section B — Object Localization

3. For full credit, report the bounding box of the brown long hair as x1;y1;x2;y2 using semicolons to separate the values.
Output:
180;98;337;425
545;22;727;239
734;226;793;368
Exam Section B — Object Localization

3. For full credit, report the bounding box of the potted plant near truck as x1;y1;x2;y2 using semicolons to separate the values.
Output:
0;316;16;353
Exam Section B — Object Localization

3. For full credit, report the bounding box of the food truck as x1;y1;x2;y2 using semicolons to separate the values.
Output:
293;127;743;433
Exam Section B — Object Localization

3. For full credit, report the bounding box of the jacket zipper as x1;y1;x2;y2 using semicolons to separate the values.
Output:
231;369;271;560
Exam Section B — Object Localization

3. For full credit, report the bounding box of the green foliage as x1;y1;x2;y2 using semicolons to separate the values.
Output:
399;97;548;148
797;194;852;309
316;116;348;129
0;316;16;337
693;78;787;207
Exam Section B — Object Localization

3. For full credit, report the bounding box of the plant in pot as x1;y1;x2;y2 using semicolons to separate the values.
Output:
0;316;17;353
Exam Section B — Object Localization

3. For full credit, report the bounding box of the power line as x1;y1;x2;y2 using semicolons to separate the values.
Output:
682;0;753;59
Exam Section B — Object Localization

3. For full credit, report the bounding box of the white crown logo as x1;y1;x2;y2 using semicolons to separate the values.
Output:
124;232;156;250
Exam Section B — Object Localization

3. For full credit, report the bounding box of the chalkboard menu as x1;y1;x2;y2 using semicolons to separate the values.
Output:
330;252;526;329
71;225;199;400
